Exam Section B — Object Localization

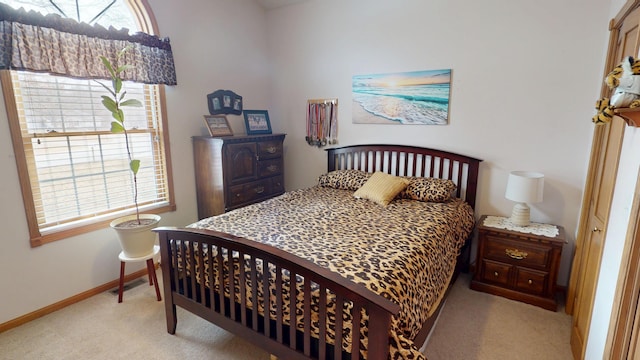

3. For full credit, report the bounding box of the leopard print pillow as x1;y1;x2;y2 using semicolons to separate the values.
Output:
317;169;372;190
398;177;457;203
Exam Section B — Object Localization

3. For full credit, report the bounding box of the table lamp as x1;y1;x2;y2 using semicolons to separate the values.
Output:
505;171;544;226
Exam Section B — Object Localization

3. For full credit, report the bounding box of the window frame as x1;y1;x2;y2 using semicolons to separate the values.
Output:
1;0;175;247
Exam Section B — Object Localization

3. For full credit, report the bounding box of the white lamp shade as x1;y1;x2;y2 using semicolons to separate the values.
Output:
505;171;544;203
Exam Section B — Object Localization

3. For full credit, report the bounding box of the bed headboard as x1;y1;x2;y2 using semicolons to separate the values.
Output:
327;144;482;209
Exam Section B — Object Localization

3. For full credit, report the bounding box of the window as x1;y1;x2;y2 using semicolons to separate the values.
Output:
2;0;175;246
2;0;138;29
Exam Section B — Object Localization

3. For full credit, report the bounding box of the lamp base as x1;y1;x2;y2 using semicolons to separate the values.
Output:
510;202;531;226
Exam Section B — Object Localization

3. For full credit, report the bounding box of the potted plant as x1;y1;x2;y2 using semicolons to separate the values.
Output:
100;48;160;258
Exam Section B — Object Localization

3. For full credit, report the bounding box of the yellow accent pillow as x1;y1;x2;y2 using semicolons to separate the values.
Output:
353;172;410;206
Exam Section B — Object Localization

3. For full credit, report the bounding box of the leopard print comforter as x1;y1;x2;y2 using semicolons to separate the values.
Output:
188;186;474;359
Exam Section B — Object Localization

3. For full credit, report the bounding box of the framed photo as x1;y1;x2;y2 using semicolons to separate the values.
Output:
207;89;242;115
243;110;272;135
203;115;233;137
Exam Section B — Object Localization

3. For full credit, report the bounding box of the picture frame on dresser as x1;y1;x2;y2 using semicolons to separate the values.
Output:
207;89;242;115
203;115;233;137
243;110;272;135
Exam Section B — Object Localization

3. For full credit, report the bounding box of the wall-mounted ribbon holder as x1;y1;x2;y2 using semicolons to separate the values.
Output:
306;98;338;147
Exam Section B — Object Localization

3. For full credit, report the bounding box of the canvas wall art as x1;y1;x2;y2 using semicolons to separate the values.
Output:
352;69;451;125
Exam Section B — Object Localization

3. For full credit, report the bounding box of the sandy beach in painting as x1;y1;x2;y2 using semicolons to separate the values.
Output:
352;100;399;124
352;69;451;125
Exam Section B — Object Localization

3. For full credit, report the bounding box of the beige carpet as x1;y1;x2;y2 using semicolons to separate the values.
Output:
424;273;573;360
0;271;572;360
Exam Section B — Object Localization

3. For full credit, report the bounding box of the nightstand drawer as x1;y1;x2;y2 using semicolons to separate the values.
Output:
485;236;550;269
514;267;548;295
481;260;511;286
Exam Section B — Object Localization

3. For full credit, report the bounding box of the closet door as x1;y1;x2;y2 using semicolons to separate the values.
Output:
569;116;625;359
567;3;640;358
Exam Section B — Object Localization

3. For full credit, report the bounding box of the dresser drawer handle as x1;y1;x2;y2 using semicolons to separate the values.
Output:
505;248;528;260
528;279;533;285
267;165;278;172
265;146;277;154
494;271;499;277
254;186;265;194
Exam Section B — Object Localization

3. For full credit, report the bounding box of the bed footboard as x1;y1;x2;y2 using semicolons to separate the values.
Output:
155;227;400;360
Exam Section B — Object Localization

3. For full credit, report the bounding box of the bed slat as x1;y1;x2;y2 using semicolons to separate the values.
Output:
303;279;311;357
239;251;247;326
251;258;259;332
217;244;225;316
276;265;283;343
351;303;362;359
263;260;271;339
228;250;237;321
289;272;298;351
318;284;327;359
196;243;205;304
207;248;215;314
188;241;197;300
334;294;344;360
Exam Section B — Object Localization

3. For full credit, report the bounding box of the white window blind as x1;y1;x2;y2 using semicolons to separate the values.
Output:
11;71;170;234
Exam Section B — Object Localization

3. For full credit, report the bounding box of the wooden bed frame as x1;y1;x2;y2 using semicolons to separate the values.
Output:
155;144;482;360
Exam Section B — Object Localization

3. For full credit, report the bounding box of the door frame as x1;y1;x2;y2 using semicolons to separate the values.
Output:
566;1;640;358
605;165;640;358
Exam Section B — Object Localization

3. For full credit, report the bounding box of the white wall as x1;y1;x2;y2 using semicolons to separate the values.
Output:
265;0;611;286
0;0;270;324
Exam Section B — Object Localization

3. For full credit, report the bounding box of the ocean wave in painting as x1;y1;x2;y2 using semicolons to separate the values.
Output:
352;70;451;125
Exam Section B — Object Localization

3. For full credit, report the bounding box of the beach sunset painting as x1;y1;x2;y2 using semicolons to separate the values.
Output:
352;69;451;125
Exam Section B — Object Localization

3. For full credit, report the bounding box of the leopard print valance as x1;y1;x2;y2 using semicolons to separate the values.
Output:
0;3;177;85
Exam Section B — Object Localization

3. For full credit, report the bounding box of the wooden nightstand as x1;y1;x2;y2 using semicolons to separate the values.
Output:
470;215;565;311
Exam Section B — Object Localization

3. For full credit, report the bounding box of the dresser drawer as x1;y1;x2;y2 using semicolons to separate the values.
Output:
270;175;284;194
228;179;271;207
257;140;283;159
514;267;548;295
484;235;550;270
258;158;283;177
481;259;511;286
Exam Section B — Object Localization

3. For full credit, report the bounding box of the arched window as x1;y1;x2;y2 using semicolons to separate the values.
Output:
1;0;175;247
2;0;138;30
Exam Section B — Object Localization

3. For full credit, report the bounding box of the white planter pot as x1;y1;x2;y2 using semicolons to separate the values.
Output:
110;214;161;258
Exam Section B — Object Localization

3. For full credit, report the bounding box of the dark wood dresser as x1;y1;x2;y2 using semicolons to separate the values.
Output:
192;134;286;219
470;215;565;311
